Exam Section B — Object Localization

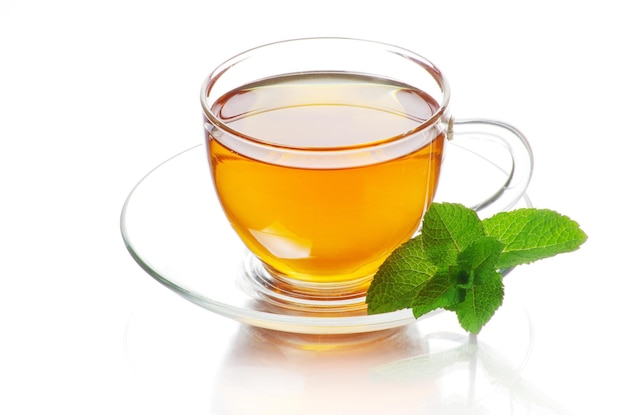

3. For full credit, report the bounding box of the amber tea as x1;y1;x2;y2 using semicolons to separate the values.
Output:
206;73;445;285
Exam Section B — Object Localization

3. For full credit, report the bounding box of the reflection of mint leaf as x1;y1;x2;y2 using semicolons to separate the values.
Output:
366;203;587;334
483;208;588;269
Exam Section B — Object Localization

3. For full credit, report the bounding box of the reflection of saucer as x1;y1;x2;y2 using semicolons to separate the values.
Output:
121;143;531;334
125;289;540;414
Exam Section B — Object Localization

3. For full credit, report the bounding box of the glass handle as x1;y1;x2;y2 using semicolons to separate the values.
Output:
449;118;534;217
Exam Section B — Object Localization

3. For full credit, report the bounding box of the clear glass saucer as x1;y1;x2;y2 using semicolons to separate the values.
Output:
120;142;532;334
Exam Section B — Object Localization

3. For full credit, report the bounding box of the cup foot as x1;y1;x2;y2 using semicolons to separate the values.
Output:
239;253;372;315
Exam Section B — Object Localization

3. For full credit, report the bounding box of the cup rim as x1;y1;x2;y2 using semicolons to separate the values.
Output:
200;37;451;152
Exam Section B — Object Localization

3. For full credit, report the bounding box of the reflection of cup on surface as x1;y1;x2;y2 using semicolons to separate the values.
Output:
200;38;532;307
211;325;439;415
209;309;540;415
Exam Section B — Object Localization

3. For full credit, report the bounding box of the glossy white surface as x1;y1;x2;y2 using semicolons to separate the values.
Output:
1;1;623;413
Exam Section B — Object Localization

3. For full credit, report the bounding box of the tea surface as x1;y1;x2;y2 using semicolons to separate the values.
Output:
211;73;439;148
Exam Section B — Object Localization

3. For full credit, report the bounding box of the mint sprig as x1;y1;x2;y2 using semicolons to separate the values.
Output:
366;203;587;334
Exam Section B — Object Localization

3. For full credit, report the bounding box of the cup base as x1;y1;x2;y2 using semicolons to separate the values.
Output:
239;252;372;315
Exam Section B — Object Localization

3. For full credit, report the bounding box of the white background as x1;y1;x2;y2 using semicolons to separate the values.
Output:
1;0;624;413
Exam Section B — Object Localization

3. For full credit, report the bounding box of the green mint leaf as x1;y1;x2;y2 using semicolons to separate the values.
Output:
365;202;587;335
366;236;440;315
410;271;461;319
451;236;505;333
453;268;504;334
483;208;588;268
457;236;505;277
421;203;484;266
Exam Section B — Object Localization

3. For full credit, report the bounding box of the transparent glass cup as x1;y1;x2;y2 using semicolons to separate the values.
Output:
200;38;532;312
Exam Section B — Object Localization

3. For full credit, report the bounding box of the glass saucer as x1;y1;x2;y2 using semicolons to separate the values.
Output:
121;143;532;334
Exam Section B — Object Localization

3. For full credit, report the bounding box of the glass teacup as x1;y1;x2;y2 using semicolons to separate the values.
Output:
200;38;532;312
